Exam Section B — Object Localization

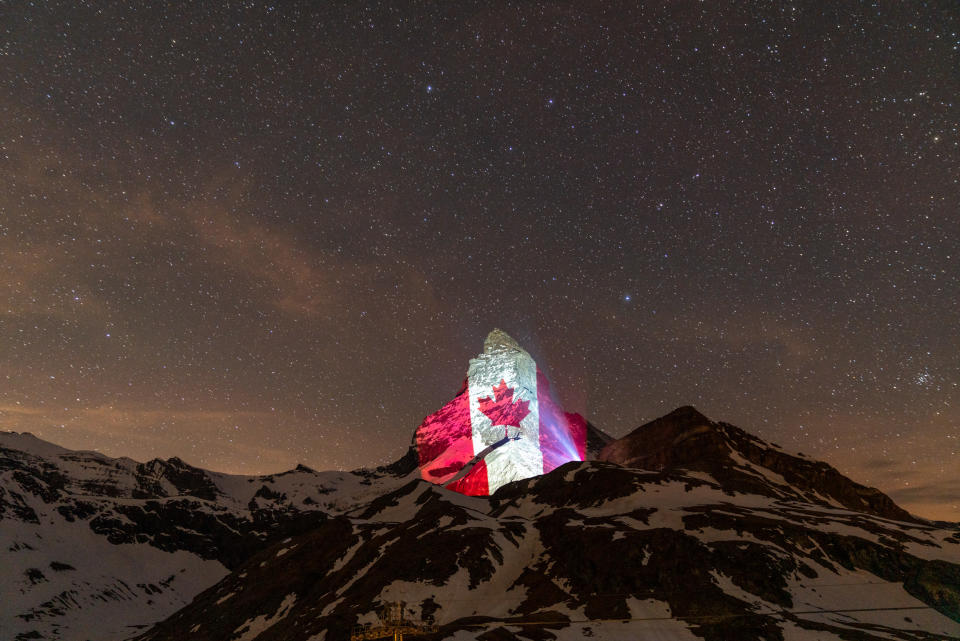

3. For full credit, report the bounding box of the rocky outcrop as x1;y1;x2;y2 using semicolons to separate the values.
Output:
132;457;223;500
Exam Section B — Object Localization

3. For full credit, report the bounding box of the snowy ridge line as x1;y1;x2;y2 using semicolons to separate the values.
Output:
347;581;905;605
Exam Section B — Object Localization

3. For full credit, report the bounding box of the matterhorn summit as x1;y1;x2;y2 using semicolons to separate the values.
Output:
415;328;588;495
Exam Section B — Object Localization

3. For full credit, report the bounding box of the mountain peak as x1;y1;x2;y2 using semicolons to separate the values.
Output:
597;405;717;470
482;328;525;355
414;329;591;496
657;404;712;427
600;407;919;523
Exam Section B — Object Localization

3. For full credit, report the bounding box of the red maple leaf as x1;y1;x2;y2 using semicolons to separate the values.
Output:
478;379;530;429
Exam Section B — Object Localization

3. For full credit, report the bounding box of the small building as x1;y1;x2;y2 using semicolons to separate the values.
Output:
349;601;438;641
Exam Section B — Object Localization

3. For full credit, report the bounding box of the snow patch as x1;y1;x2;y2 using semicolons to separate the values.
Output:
0;514;227;641
233;592;297;641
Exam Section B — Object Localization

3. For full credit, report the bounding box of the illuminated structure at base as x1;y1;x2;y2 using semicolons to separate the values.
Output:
350;601;438;641
415;329;587;495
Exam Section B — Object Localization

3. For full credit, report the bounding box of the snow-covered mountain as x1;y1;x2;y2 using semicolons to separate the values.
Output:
133;407;960;641
4;406;960;641
0;431;413;641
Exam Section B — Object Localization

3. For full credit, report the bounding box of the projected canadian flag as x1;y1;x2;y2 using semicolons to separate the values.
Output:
478;379;531;436
416;329;587;495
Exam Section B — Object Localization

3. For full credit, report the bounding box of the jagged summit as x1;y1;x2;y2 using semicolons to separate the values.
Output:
3;350;955;640
482;327;525;354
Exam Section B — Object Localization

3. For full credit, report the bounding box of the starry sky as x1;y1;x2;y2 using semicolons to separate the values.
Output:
2;2;958;520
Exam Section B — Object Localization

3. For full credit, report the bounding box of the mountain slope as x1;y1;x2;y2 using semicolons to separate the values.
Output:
135;409;960;641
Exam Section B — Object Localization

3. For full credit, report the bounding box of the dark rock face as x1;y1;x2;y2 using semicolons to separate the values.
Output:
584;420;614;457
599;406;918;523
86;498;328;569
1;485;40;523
131;457;223;500
598;406;719;468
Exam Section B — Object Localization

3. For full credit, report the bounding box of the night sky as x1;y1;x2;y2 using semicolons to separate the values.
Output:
2;2;958;520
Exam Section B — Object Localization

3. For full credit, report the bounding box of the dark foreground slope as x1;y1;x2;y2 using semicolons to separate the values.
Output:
138;410;960;641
